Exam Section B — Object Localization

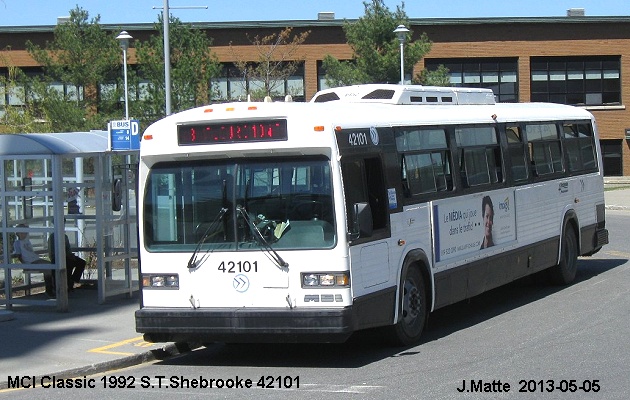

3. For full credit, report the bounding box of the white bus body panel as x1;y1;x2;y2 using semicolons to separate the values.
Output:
136;86;608;343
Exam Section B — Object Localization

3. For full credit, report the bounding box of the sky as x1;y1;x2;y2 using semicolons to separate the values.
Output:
0;0;628;27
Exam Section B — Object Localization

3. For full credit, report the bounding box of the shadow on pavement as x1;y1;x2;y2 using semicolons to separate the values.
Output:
157;256;625;369
0;286;140;361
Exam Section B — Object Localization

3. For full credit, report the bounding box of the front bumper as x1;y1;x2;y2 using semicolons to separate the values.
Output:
136;306;355;343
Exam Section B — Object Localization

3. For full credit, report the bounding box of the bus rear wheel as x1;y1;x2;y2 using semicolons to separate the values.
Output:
388;267;427;346
548;226;578;285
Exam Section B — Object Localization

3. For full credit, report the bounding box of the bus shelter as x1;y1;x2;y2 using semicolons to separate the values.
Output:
0;131;138;311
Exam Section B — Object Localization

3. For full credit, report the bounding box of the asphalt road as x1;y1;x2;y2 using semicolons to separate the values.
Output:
3;210;628;400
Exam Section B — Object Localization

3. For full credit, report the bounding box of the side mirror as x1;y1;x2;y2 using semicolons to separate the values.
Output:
348;202;373;241
112;178;122;211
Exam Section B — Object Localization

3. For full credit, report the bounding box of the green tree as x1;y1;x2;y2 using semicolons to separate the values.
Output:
322;0;442;87
230;27;310;101
134;15;221;123
26;6;122;131
0;65;52;133
417;64;451;86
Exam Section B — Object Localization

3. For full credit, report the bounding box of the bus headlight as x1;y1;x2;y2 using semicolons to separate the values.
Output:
303;274;319;286
142;274;179;289
301;272;349;288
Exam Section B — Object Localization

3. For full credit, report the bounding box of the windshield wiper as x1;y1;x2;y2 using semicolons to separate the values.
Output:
187;207;228;269
236;205;289;269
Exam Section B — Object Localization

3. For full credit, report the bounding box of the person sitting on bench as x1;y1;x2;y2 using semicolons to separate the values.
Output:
13;224;55;297
48;230;86;292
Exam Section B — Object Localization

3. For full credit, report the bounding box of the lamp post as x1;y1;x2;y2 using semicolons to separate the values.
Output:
393;24;409;85
163;0;171;116
116;30;133;120
153;1;207;116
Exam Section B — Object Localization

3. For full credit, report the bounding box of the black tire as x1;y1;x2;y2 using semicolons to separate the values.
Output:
548;226;578;285
388;267;427;346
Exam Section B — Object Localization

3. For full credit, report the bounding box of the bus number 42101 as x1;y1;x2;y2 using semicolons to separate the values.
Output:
218;261;259;273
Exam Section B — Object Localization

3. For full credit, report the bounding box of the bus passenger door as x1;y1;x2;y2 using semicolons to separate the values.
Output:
342;156;391;295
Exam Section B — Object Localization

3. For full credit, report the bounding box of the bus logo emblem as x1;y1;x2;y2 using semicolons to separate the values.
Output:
369;126;379;145
233;274;250;292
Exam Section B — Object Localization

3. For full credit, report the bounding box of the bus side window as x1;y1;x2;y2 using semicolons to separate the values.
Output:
341;157;387;234
462;148;491;186
525;123;563;176
562;122;597;173
396;127;451;196
455;125;502;188
364;157;387;230
401;156;411;197
506;126;529;182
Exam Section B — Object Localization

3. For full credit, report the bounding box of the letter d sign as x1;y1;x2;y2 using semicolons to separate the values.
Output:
130;119;140;150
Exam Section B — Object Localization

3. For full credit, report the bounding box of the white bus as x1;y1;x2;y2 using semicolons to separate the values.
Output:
135;84;608;345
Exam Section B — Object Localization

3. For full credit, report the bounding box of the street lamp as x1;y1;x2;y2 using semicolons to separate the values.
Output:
116;30;133;120
393;24;409;85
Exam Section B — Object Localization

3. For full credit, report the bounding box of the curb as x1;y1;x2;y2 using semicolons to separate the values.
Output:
605;205;630;210
0;310;15;322
0;341;201;390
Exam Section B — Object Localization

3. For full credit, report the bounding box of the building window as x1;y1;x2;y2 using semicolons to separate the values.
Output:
530;56;620;106
1;68;85;107
600;139;623;176
317;60;371;91
317;60;330;91
424;58;518;103
0;81;5;118
212;63;305;102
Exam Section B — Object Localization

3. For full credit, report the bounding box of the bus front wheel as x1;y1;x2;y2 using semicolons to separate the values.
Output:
389;266;427;346
549;226;578;285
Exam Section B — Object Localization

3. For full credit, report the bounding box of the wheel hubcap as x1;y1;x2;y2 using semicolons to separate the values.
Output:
403;280;421;324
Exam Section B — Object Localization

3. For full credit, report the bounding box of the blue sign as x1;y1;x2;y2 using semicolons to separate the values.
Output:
110;119;140;150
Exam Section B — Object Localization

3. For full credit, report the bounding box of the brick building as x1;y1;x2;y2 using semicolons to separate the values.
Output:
2;13;630;175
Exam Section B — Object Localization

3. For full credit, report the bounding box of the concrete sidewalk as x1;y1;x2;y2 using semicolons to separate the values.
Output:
0;287;194;390
1;187;629;390
604;186;630;210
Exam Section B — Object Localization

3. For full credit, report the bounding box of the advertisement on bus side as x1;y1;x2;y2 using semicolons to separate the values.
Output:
433;190;516;263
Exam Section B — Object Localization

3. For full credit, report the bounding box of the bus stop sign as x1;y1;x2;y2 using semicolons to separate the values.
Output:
109;119;140;150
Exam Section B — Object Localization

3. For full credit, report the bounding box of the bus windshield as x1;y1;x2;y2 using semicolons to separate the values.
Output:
143;156;336;251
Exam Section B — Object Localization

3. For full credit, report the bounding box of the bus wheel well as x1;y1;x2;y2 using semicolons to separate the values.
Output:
401;251;432;311
565;216;580;254
405;259;432;313
384;254;432;346
548;219;579;285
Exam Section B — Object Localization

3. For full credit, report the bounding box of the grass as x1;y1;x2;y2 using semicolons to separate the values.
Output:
604;185;630;191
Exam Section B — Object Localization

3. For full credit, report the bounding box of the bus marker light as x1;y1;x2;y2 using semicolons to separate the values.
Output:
314;126;325;132
335;274;349;286
204;108;214;113
143;134;153;140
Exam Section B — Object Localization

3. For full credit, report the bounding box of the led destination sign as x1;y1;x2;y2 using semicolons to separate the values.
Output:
177;119;288;145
